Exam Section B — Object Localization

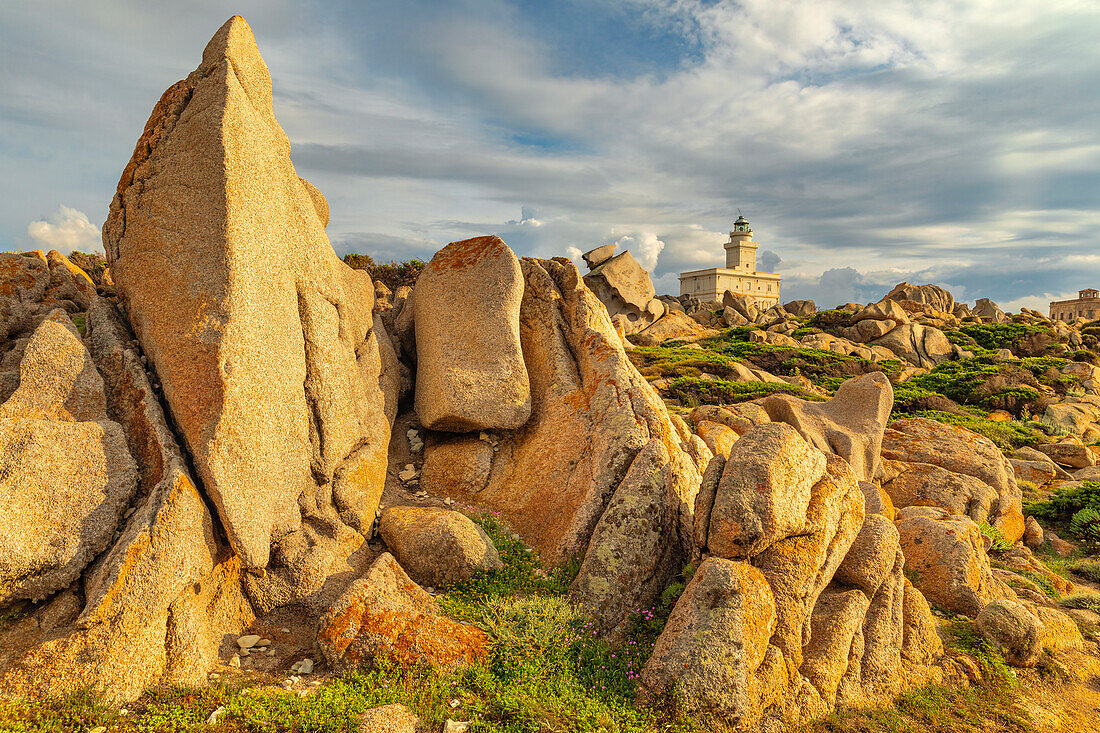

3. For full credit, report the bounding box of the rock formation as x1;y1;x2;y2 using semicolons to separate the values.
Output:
1;16;1095;731
410;236;530;431
0;16;394;701
580;244;667;335
418;247;700;636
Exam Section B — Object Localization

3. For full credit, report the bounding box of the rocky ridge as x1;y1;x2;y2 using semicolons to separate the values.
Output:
0;16;1098;733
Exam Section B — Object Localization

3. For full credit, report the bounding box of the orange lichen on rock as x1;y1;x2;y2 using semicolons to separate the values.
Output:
318;553;488;673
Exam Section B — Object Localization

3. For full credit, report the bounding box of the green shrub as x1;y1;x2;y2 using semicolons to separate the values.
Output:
979;522;1012;552
1070;507;1100;543
959;322;1053;351
1069;560;1100;583
666;376;820;406
343;253;425;290
1061;594;1100;614
1015;569;1060;599
1025;481;1100;521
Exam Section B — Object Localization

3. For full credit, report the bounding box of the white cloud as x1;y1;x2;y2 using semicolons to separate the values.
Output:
612;232;665;272
25;205;101;254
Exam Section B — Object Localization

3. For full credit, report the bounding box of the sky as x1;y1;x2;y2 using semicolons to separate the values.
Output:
3;0;1100;311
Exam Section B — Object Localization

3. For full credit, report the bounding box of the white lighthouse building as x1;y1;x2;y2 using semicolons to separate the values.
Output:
678;214;781;305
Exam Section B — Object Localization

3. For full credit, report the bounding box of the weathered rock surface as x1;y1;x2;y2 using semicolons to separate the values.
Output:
583;250;664;334
895;507;1014;617
103;16;392;607
421;256;700;635
0;250;96;345
976;600;1042;667
581;244;616;269
631;309;718;347
1;296;254;702
379;506;502;587
704;423;826;559
317;553;488;673
650;419;943;728
757;372;892;483
882;282;955;314
638;557;777;726
1035;442;1096;469
869;323;953;368
881;461;999;526
0;313;138;603
410;236;531;432
882;418;1024;542
1024;516;1044;549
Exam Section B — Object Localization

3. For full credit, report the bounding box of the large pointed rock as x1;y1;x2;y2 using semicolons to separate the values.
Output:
103;16;390;571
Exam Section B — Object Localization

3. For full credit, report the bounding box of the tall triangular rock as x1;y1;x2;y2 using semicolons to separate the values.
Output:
104;17;390;581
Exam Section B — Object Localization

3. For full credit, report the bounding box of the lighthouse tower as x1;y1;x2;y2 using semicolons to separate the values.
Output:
724;214;757;272
677;212;781;304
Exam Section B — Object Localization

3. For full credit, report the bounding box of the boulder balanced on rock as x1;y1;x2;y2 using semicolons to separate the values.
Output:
410;236;531;432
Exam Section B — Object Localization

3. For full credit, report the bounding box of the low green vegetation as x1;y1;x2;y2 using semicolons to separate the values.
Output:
1068;559;1100;583
666;376;820;406
1026;481;1100;522
0;515;701;733
1061;594;1100;615
979;522;1012;552
631;327;900;406
893;410;1036;451
957;323;1052;351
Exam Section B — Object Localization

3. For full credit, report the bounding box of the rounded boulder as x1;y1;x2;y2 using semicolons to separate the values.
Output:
379;506;503;587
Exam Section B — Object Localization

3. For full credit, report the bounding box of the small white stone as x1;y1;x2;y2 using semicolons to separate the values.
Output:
280;627;290;633
90;728;106;733
206;706;226;726
236;634;261;649
449;699;460;709
297;658;314;674
119;709;129;716
209;673;220;680
444;497;454;506
241;648;250;656
229;654;241;668
443;721;471;733
267;649;276;657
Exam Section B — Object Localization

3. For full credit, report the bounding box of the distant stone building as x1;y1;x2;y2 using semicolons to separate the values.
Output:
678;215;781;305
1050;289;1100;321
